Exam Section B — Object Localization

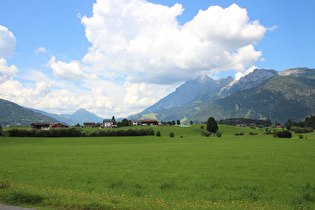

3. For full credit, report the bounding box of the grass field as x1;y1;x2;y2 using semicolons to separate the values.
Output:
0;125;314;209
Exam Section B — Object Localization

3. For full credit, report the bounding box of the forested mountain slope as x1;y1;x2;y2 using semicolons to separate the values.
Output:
0;98;59;127
191;75;315;124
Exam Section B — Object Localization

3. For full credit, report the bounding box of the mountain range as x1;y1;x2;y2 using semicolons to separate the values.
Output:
0;99;104;127
129;67;315;124
30;108;104;125
1;67;314;127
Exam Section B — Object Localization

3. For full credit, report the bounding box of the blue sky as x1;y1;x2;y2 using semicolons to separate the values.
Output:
0;0;314;118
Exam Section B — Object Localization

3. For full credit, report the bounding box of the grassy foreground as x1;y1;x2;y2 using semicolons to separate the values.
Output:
0;125;314;209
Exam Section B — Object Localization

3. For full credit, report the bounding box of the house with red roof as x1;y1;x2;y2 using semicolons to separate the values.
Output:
49;123;68;128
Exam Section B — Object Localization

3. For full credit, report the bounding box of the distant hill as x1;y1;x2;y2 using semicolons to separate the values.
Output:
31;108;104;126
61;108;104;125
0;98;59;127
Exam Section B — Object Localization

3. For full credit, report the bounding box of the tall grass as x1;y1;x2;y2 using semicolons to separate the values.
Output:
0;125;314;209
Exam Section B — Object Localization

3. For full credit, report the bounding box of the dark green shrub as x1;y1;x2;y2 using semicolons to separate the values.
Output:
200;125;204;129
299;135;304;139
156;131;161;137
169;132;174;138
201;130;211;137
235;132;244;136
216;132;222;137
249;132;258;135
277;130;292;138
8;129;19;137
294;127;314;133
146;128;154;136
303;127;314;133
294;127;303;133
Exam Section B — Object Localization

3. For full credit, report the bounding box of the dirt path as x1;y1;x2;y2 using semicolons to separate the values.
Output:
0;204;35;210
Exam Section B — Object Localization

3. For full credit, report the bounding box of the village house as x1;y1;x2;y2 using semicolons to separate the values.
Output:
31;123;50;130
131;119;141;126
103;119;115;128
140;120;159;126
83;122;96;128
49;123;68;128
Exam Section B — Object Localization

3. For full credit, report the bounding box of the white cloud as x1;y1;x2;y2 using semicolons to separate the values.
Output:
124;81;155;108
235;65;257;80
1;1;271;118
34;47;49;55
0;58;19;83
268;25;278;31
49;56;98;80
0;25;16;58
80;1;266;84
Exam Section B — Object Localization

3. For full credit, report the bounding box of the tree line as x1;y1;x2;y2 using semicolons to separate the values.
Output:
218;118;272;127
285;115;315;133
3;127;155;137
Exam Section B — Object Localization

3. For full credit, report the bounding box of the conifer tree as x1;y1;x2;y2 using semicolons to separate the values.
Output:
207;117;218;133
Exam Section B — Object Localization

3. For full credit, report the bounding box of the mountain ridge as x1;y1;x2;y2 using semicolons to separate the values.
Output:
129;67;315;124
30;108;104;126
0;98;60;127
191;75;315;124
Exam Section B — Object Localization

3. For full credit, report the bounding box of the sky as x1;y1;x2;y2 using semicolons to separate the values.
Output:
0;0;314;118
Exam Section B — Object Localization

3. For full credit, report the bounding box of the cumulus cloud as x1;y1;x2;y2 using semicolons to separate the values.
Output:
80;1;267;84
34;47;49;55
48;56;98;80
235;66;257;80
0;75;115;117
124;81;155;107
1;1;271;118
0;25;16;58
0;58;19;82
0;58;114;117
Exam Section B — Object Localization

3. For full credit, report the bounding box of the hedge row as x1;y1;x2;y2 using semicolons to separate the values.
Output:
290;126;313;133
6;128;155;137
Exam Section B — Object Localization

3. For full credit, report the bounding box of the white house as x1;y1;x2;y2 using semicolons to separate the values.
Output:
103;119;115;128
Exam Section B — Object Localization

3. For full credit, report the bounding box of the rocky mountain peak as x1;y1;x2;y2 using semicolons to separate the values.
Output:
279;67;315;77
221;69;278;94
198;74;211;83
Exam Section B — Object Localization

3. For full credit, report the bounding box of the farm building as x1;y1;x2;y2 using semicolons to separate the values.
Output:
49;123;68;128
140;120;159;126
83;122;96;128
31;123;50;130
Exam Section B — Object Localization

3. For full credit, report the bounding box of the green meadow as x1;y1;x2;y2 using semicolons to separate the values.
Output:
0;125;314;209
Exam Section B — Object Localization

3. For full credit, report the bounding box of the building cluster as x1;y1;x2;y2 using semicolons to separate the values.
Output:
31;123;68;130
31;119;160;130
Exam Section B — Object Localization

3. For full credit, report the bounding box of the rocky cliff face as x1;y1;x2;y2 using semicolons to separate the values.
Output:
279;67;315;77
141;75;233;114
221;69;278;94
